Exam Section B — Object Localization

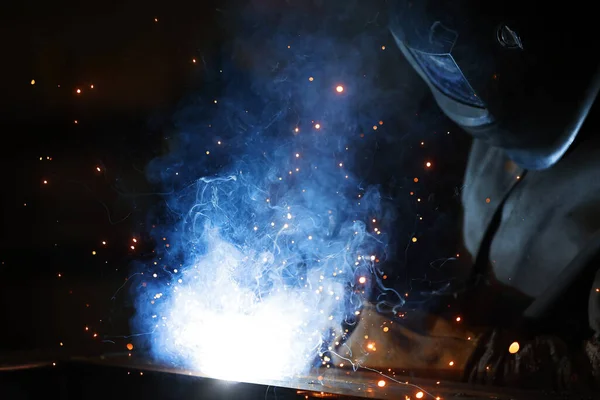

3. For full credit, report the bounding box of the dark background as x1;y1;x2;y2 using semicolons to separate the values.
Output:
0;0;470;362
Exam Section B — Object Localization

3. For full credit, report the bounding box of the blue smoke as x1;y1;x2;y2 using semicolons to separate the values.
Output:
132;1;400;382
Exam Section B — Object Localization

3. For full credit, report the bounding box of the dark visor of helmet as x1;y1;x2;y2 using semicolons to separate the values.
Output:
409;48;486;108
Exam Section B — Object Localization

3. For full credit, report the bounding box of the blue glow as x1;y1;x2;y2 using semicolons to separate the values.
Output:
132;3;395;383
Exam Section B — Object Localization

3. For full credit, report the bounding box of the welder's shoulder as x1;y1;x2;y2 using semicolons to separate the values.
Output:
555;134;600;186
463;133;600;204
548;134;600;225
459;135;600;293
489;134;600;297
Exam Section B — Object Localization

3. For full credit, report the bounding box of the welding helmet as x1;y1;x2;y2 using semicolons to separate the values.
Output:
389;0;600;170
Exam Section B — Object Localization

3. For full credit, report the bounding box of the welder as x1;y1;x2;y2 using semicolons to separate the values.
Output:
333;0;600;391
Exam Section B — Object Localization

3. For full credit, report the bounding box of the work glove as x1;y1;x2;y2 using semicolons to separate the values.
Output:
328;304;479;377
465;328;582;390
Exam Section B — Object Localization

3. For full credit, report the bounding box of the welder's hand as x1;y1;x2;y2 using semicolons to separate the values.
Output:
329;304;479;376
465;329;576;390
